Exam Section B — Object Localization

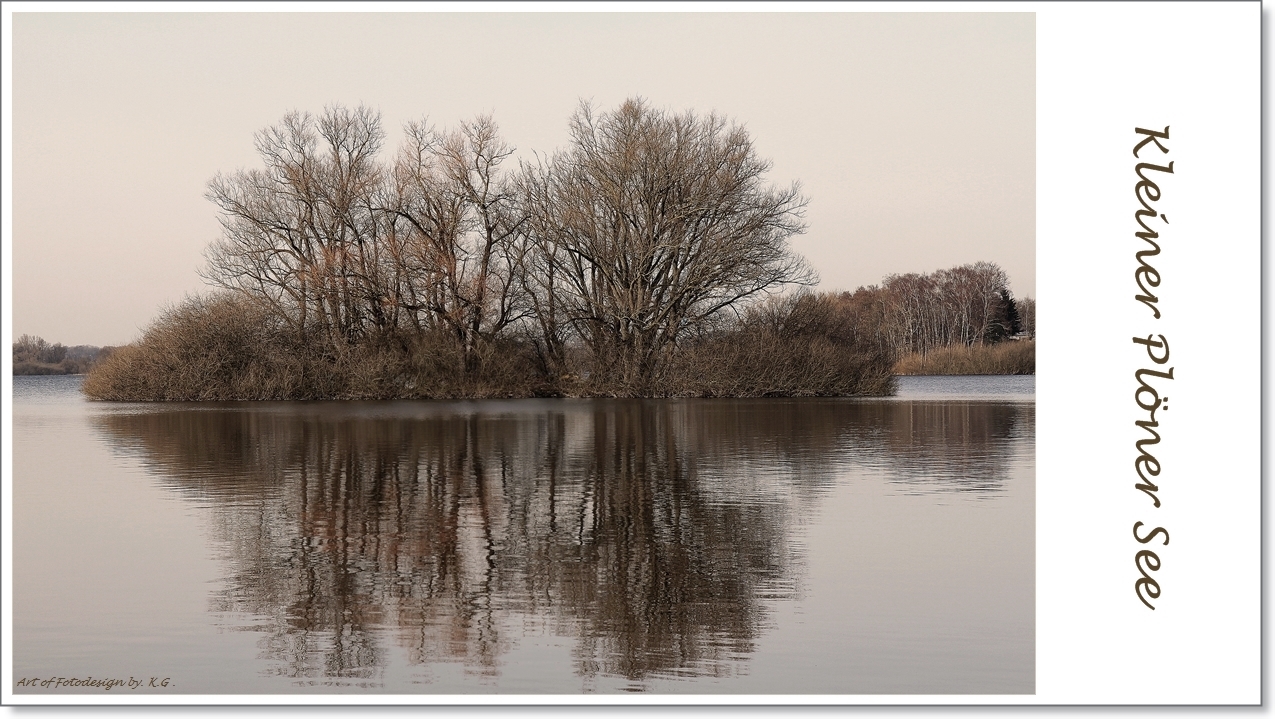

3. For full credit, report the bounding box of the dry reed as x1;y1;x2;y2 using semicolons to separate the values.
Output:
892;341;1035;376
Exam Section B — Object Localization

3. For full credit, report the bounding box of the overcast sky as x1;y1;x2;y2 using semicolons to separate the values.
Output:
10;11;1034;347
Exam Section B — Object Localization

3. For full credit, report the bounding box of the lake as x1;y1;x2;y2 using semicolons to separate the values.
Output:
11;374;1034;695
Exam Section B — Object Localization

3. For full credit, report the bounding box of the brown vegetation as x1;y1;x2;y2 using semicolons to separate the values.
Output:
81;294;550;401
667;292;896;397
893;340;1035;376
83;289;894;400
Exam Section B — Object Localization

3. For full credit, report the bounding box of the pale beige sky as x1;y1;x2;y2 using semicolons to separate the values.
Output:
10;11;1034;347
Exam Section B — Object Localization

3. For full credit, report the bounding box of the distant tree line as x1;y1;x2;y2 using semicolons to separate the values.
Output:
842;262;1033;353
833;262;1034;376
13;335;108;375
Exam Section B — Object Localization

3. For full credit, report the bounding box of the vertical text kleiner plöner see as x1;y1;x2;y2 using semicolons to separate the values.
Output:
1131;126;1172;610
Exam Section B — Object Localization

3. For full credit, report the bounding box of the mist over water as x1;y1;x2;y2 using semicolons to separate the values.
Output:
13;375;1033;694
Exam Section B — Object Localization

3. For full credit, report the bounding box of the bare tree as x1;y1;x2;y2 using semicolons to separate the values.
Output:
880;261;1016;357
963;261;1011;345
521;98;814;393
203;105;390;352
387;116;527;372
513;167;572;379
1016;296;1035;339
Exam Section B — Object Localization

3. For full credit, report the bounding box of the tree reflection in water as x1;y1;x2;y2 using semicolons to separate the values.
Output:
95;398;1028;686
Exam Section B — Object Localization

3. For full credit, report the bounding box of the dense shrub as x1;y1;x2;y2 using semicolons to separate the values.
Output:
84;294;288;400
83;290;901;401
662;292;897;397
82;293;556;401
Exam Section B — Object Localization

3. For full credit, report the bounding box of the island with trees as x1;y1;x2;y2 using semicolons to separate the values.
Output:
67;99;1031;401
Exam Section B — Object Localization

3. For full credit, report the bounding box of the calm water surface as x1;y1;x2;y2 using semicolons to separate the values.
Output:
13;375;1033;694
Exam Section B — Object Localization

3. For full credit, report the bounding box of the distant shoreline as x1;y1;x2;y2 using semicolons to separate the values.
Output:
12;339;110;376
13;365;88;376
